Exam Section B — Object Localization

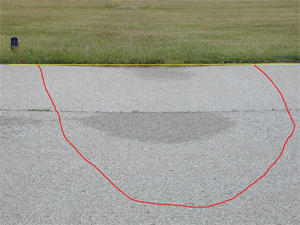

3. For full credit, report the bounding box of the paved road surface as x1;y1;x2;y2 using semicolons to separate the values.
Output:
0;65;299;225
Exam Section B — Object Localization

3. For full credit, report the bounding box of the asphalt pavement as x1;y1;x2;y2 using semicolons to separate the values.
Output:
0;64;299;225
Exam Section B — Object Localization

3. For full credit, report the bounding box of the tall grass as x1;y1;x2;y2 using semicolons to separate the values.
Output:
0;0;299;64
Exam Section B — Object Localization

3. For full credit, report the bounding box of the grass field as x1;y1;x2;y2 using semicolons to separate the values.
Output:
0;0;299;64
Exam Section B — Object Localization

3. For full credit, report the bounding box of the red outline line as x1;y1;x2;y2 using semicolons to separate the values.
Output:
38;64;296;208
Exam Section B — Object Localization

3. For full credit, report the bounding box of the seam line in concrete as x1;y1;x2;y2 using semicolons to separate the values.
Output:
0;109;299;113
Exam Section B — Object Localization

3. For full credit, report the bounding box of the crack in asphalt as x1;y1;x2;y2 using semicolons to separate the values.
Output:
0;109;299;113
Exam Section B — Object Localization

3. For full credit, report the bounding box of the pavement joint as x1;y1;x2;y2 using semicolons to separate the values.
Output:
0;109;299;113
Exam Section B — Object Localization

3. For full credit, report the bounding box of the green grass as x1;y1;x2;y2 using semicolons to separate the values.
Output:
0;0;299;64
28;108;51;112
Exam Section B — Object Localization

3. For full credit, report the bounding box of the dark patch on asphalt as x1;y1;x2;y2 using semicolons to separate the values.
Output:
80;112;233;144
0;116;41;127
129;68;196;81
0;116;42;136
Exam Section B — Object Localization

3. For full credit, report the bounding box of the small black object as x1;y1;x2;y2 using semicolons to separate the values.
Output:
11;37;19;52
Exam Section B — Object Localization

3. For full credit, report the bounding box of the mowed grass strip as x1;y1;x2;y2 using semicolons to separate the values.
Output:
0;0;299;64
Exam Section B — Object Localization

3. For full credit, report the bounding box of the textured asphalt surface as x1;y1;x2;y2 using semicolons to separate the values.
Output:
0;65;299;225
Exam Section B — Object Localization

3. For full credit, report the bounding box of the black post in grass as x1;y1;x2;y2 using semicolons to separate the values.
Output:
11;37;19;52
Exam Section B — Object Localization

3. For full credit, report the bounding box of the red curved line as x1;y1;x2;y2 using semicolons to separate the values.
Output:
38;64;296;208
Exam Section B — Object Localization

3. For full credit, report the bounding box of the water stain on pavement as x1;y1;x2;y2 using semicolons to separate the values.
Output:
1;116;41;127
0;116;42;136
81;112;233;144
